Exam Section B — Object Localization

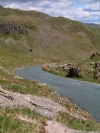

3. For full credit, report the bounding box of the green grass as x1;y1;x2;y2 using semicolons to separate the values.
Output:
57;112;100;131
1;75;100;131
43;56;100;84
0;78;53;97
0;79;100;131
0;107;47;133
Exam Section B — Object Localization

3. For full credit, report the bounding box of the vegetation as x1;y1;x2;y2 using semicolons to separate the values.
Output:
0;107;47;133
0;6;100;132
42;56;100;83
57;112;100;131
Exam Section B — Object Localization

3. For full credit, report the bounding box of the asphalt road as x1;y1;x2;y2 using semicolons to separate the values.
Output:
16;65;100;122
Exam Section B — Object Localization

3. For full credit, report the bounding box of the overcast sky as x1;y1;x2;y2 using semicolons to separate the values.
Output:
0;0;100;24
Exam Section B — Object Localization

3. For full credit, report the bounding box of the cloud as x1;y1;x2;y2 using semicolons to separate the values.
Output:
0;0;100;23
75;0;100;4
84;3;100;12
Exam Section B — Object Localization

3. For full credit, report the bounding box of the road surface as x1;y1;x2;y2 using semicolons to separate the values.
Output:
16;65;100;122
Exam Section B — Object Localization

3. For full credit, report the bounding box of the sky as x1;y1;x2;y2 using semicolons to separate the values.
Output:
0;0;100;24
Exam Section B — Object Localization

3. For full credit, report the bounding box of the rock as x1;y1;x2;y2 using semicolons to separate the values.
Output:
94;71;100;79
68;63;72;66
94;62;100;79
0;66;3;69
94;62;100;68
16;115;37;124
89;62;95;65
42;63;56;71
44;120;99;133
90;69;94;72
30;96;66;118
5;38;15;45
0;23;28;35
0;88;65;118
62;65;69;72
14;75;23;79
90;52;100;59
42;63;50;71
19;28;28;34
38;83;47;86
67;67;81;78
27;25;38;30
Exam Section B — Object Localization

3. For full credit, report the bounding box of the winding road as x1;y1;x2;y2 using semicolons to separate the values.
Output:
16;65;100;122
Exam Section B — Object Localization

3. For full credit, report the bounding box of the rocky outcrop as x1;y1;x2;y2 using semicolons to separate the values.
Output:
44;121;100;133
0;23;28;34
26;25;38;30
0;85;65;118
94;62;100;68
94;71;100;79
42;63;57;71
94;62;100;79
42;63;81;78
90;52;100;59
67;66;81;78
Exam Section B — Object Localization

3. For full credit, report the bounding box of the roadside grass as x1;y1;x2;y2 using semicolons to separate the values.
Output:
0;78;53;97
0;107;48;133
1;77;100;131
57;112;100;131
43;57;100;84
1;78;100;131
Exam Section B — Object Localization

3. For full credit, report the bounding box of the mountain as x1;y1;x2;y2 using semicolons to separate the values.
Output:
0;6;100;69
84;23;100;28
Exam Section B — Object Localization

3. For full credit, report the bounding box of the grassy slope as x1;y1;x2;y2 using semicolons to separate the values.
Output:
0;6;100;132
0;6;100;69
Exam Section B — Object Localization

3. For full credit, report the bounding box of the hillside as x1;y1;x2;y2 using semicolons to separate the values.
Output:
0;6;100;132
0;6;100;69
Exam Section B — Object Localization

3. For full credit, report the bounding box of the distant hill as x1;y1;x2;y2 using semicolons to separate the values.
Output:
0;6;100;68
84;23;100;28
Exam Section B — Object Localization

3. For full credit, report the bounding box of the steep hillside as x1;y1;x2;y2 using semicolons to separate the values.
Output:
0;6;100;70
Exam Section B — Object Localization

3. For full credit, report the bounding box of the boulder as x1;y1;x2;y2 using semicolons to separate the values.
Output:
94;71;100;79
89;62;95;65
90;52;100;59
67;67;81;78
94;62;100;68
